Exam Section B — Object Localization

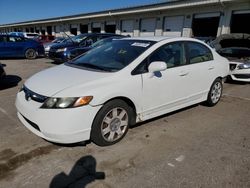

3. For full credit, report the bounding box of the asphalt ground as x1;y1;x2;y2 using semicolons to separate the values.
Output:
0;58;249;188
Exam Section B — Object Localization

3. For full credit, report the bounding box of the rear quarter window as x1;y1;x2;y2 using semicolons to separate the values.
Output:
186;42;213;64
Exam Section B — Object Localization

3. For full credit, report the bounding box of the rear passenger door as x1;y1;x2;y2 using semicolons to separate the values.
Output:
184;41;215;96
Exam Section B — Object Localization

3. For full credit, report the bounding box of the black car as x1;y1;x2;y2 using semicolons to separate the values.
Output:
67;36;127;60
48;33;123;63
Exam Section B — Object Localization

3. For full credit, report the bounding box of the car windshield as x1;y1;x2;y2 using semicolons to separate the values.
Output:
66;39;155;72
71;35;87;43
55;38;65;43
218;47;250;59
90;37;114;48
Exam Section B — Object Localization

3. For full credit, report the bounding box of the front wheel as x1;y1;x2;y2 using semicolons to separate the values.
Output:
25;49;37;59
206;78;223;107
91;99;134;146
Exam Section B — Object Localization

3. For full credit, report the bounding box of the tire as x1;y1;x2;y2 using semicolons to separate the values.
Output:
91;99;134;146
25;48;37;59
206;78;223;107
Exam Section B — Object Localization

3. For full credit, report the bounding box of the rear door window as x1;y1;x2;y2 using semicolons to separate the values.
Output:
149;42;186;68
186;42;213;64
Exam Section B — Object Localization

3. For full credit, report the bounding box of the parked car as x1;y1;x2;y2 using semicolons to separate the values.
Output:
66;36;128;60
0;62;6;80
0;34;45;59
211;33;250;82
34;35;55;44
16;37;229;146
48;33;123;63
9;32;40;39
44;37;68;56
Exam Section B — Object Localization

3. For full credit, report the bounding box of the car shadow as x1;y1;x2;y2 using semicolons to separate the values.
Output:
0;57;45;60
49;61;64;65
49;155;105;188
47;140;91;148
0;75;22;90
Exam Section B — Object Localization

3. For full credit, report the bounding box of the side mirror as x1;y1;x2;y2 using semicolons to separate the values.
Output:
148;61;167;73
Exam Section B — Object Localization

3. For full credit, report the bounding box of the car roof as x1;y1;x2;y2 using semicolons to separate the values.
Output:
127;36;172;41
0;33;24;37
119;36;207;44
119;36;189;43
77;33;121;37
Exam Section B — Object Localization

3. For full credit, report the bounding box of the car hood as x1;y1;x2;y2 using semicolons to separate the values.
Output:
51;42;77;49
24;64;113;97
43;42;53;48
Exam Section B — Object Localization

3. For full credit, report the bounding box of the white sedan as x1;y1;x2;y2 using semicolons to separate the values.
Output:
217;47;250;82
16;37;229;146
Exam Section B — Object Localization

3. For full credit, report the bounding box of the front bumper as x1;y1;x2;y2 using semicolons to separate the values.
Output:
229;63;250;82
15;91;102;144
48;51;68;62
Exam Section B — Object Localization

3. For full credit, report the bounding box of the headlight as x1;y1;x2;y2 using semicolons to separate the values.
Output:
56;48;66;53
45;46;50;51
41;96;93;109
238;63;250;69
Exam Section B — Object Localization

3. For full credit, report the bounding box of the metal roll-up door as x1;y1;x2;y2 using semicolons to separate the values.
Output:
192;12;221;37
163;16;184;37
121;20;134;36
140;18;156;36
231;10;250;34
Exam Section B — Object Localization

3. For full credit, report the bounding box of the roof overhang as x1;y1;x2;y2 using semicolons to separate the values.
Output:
0;0;239;28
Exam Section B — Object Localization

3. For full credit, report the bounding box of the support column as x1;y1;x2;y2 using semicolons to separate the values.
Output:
155;17;163;36
101;22;105;33
182;14;193;37
77;24;81;35
220;9;231;35
115;20;121;34
88;23;92;33
133;19;140;37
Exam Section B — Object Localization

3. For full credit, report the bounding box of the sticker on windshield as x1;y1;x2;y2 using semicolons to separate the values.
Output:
131;42;150;48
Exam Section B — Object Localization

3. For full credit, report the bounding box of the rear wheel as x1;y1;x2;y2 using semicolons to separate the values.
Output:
206;78;223;107
25;49;37;59
91;99;133;146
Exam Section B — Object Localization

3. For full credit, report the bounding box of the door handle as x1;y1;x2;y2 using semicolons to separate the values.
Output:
208;66;215;70
179;71;189;76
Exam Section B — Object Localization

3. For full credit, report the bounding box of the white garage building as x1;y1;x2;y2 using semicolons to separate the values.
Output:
0;0;249;38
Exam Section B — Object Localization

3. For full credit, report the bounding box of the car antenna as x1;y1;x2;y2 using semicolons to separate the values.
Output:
63;31;75;44
60;19;75;44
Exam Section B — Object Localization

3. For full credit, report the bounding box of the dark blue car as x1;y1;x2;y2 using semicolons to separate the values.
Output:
48;33;122;63
0;34;45;59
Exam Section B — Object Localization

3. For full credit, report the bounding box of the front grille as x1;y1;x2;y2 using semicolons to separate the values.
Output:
22;86;48;103
229;63;237;71
233;74;250;79
21;114;40;131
